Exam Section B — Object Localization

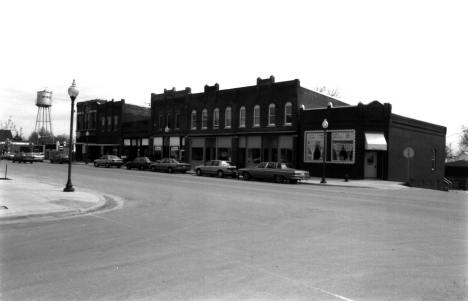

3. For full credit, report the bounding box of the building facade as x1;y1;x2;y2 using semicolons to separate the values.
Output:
299;101;446;189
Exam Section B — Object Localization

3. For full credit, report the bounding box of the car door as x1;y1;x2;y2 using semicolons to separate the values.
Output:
264;163;278;179
208;161;220;175
201;161;213;174
250;162;267;178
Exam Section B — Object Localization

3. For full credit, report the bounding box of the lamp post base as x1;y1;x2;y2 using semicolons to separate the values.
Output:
64;181;74;192
320;178;327;184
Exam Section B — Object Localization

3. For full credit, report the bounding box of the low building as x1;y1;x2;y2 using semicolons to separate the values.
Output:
299;101;446;189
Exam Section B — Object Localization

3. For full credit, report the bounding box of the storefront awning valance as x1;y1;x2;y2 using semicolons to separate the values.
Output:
365;133;387;151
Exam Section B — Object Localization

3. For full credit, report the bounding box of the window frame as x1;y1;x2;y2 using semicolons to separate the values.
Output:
191;110;197;129
284;102;292;125
253;105;260;127
268;104;275;126
225;107;231;128
239;106;246;127
113;116;118;131
202;109;208;129
213;108;219;128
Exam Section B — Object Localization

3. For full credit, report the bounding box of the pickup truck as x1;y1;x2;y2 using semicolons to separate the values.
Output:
11;153;35;163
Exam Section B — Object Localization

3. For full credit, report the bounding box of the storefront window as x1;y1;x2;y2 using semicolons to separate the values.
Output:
305;132;325;162
154;146;162;161
279;149;292;163
170;146;179;159
192;147;203;161
217;148;231;160
248;148;261;164
331;131;355;163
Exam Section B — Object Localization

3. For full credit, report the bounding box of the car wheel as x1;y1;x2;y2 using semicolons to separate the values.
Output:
243;172;251;181
196;169;202;176
217;170;224;178
151;166;156;172
126;165;131;170
168;167;173;173
117;165;121;169
94;162;99;167
30;161;33;164
289;179;298;184
139;165;144;171
274;175;284;183
105;163;110;168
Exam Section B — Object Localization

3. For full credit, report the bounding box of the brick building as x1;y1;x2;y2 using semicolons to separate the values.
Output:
149;76;349;168
76;99;149;162
299;101;446;189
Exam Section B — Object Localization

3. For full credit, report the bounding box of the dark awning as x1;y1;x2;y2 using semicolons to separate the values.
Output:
365;133;387;151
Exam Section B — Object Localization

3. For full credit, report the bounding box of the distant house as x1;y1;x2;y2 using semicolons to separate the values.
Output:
457;151;468;161
0;130;14;141
445;160;468;190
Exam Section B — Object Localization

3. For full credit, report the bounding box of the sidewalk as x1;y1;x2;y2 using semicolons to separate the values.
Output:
0;175;107;222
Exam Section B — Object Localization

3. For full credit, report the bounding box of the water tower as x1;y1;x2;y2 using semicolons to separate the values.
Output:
35;88;54;144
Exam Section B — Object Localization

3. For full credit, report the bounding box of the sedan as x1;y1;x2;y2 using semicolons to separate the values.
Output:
50;154;70;164
12;153;35;163
31;153;44;162
124;157;153;170
1;153;14;160
150;158;191;173
94;155;124;168
238;162;310;184
194;160;238;178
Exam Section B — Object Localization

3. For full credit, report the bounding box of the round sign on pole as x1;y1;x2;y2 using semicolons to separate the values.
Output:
403;147;414;158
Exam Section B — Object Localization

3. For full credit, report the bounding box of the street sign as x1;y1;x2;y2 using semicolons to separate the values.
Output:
403;147;414;158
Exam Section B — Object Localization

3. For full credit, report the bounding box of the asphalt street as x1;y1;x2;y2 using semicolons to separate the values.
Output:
0;162;466;300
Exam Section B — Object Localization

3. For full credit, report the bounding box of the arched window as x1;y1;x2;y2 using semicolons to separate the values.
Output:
213;108;219;128
113;116;118;131
268;104;275;126
191;110;197;129
107;117;112;131
253;105;260;126
101;117;105;132
285;102;292;125
202;109;208;129
239;106;246;127
225;107;231;128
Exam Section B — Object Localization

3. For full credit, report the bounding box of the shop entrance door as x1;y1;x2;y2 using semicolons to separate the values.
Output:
364;151;377;178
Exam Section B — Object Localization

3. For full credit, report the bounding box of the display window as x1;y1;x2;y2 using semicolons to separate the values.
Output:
304;130;355;164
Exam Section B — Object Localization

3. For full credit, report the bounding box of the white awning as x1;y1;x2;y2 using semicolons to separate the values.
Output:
365;133;387;151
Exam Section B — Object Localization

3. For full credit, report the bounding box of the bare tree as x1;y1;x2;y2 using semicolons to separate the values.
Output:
0;116;24;140
459;125;468;153
313;86;342;98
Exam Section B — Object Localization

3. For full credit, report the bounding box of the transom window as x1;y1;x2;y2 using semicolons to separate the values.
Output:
239;106;246;127
225;107;231;128
254;105;260;126
268;104;275;125
285;102;292;125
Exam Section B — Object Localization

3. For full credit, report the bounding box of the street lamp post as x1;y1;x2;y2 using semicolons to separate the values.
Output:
85;131;89;164
321;119;328;184
64;80;79;192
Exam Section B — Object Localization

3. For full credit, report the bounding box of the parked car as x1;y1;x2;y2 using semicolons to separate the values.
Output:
238;162;310;184
12;153;35;163
31;153;44;162
194;160;238;178
50;154;70;164
94;155;124;168
124;157;153;170
150;158;191;173
0;153;14;160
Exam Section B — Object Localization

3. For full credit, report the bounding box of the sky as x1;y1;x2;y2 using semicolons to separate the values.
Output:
1;0;467;153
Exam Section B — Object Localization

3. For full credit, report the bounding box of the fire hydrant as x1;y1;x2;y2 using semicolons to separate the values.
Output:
345;174;349;182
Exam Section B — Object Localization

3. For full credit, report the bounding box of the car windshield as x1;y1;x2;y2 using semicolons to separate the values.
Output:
109;156;120;159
